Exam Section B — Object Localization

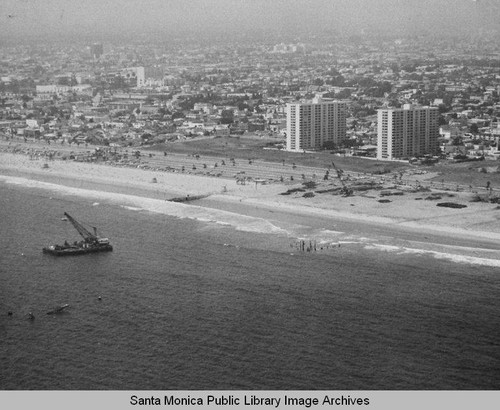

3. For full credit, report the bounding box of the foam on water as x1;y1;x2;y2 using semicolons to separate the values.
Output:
1;175;289;237
365;243;500;268
313;229;345;241
121;205;144;212
117;194;289;235
401;220;500;242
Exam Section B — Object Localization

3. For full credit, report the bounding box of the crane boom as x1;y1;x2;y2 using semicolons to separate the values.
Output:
64;212;97;242
331;162;353;197
331;162;344;182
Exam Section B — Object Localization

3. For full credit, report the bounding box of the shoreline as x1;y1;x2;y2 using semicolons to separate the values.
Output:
1;150;500;259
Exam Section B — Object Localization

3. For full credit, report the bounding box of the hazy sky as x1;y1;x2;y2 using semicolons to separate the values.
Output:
1;0;498;41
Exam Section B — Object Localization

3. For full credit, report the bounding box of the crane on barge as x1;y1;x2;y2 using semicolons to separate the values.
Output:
43;212;113;256
63;212;103;245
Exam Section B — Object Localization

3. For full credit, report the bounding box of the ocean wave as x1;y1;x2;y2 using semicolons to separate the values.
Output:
121;205;144;212
286;228;345;243
116;195;290;236
365;244;500;267
1;175;289;237
123;196;290;235
314;229;345;241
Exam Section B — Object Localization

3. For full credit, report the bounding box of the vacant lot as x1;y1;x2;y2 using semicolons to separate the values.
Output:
423;160;500;189
150;135;407;174
149;136;500;190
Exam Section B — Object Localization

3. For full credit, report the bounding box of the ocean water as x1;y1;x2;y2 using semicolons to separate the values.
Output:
1;179;499;390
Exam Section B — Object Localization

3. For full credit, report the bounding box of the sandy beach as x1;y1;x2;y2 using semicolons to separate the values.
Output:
1;146;500;261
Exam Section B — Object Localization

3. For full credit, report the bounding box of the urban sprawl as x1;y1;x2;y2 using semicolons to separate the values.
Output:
1;33;500;178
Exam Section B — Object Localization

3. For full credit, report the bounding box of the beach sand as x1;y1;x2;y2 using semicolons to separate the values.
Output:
1;148;500;261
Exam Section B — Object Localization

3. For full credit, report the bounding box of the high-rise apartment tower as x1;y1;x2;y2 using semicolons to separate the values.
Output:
90;43;103;60
286;97;346;151
377;104;439;160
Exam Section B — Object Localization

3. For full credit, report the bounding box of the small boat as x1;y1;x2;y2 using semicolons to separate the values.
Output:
43;212;113;256
47;304;70;315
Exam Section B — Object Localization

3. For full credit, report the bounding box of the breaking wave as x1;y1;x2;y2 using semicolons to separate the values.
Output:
365;243;500;268
1;175;288;236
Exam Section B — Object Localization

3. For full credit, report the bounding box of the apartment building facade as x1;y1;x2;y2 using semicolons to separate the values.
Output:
377;104;439;160
286;97;346;151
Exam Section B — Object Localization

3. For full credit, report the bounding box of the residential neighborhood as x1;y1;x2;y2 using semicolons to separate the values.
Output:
1;32;499;163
